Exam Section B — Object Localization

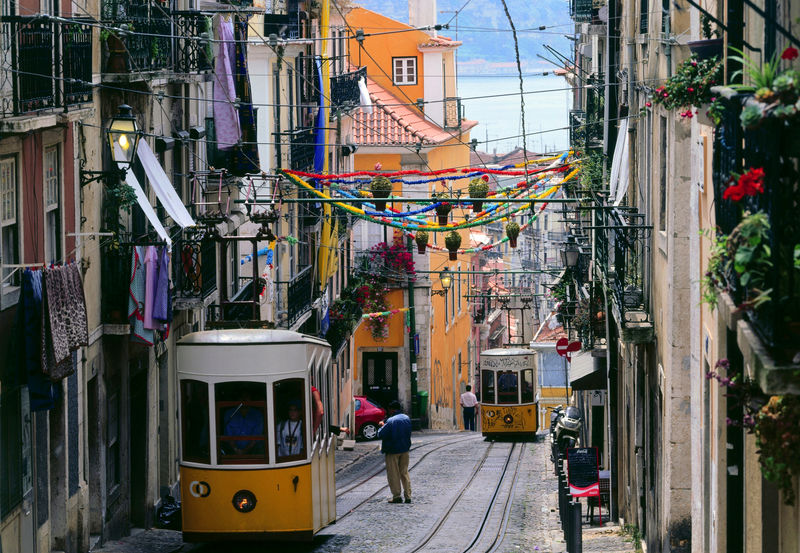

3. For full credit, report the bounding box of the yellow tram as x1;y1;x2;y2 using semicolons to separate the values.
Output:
479;347;539;440
176;329;336;542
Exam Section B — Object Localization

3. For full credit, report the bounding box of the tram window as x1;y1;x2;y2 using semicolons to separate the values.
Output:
181;380;210;464
481;370;495;404
521;369;534;403
215;382;267;465
274;378;307;462
497;370;519;404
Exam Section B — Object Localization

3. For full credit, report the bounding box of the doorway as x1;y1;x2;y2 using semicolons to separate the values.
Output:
130;359;147;528
362;352;398;410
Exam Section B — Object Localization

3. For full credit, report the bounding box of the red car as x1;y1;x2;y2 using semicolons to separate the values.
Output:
354;396;386;440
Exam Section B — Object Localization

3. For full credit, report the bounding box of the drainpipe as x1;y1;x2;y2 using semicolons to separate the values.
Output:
407;235;418;418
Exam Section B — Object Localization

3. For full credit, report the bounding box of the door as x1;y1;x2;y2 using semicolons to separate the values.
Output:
130;361;147;527
362;352;398;410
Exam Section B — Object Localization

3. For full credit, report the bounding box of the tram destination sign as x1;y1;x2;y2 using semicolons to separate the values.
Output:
566;447;600;497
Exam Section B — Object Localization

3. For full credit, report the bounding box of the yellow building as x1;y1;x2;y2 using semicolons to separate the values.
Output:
344;3;477;429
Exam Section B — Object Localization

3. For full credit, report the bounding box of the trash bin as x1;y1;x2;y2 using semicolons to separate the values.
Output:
416;391;429;424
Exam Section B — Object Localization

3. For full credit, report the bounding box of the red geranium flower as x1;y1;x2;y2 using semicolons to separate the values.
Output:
781;47;799;60
738;167;765;196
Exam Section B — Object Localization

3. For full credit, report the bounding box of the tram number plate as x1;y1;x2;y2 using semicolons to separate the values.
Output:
566;447;600;497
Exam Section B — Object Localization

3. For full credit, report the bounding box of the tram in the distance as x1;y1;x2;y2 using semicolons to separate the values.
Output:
176;329;336;542
479;348;539;440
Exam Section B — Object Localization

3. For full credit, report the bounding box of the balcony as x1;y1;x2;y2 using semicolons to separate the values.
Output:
173;11;213;74
101;244;132;325
101;0;173;77
289;127;315;171
570;0;593;22
275;265;314;329
330;67;365;117
173;234;217;306
0;16;93;118
264;11;304;40
443;97;462;129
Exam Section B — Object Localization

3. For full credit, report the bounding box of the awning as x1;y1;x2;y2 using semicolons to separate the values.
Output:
569;352;607;390
137;141;195;228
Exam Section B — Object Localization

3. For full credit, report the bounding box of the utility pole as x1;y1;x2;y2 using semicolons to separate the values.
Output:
407;235;418;421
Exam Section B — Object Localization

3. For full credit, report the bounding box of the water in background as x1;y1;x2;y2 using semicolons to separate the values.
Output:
458;74;572;156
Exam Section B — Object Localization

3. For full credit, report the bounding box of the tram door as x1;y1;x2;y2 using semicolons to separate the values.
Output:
362;353;398;410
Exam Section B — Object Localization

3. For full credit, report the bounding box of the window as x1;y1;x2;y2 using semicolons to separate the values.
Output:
497;370;519;404
393;57;417;85
481;370;495;404
640;0;649;33
273;378;306;462
0;385;23;517
659;116;667;232
457;266;462;313
0;156;19;288
521;369;534;403
44;146;60;264
180;380;210;464
216;381;267;465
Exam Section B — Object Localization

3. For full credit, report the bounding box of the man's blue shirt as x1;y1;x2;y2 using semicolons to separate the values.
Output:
377;412;412;454
224;407;264;449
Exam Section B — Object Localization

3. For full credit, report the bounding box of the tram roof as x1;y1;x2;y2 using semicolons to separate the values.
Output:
481;347;535;357
177;328;330;348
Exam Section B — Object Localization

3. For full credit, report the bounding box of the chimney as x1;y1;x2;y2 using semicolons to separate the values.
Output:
409;0;437;36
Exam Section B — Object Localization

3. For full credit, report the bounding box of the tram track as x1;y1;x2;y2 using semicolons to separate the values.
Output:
404;440;526;553
334;433;483;520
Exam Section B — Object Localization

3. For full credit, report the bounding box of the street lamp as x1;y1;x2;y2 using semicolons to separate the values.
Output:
80;104;142;186
431;267;452;296
561;235;581;268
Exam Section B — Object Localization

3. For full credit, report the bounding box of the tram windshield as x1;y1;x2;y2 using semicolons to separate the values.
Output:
181;380;210;464
521;369;534;403
497;370;519;404
216;382;267;465
274;378;307;462
481;370;495;404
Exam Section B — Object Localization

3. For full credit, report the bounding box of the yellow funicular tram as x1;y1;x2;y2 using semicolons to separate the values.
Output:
480;347;539;440
177;329;336;542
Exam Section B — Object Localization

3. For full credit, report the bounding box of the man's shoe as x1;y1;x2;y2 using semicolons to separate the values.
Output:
388;497;402;504
404;498;411;504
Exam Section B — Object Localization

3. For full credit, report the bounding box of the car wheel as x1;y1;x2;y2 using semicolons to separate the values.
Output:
361;422;379;440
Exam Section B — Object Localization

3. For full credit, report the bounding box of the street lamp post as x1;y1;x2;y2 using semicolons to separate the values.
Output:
80;104;143;186
432;267;453;296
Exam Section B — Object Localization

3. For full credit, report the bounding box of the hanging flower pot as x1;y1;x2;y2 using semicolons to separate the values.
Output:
445;230;461;261
414;230;429;254
370;175;392;212
468;175;489;213
433;192;451;226
506;221;520;248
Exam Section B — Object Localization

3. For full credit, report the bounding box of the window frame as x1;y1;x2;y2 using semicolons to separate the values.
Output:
43;144;61;265
392;56;418;86
0;155;19;292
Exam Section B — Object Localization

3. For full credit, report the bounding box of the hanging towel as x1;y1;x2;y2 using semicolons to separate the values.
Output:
129;246;154;346
154;246;171;324
114;144;171;246
144;246;159;330
212;14;241;150
41;265;86;381
358;76;373;115
137;141;196;229
230;17;261;176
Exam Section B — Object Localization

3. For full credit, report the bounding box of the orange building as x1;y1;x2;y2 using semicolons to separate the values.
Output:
345;2;478;430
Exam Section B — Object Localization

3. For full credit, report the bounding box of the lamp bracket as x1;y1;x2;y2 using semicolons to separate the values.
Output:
79;168;127;187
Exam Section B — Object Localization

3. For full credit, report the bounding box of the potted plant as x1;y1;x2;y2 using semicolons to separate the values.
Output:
506;221;520;248
652;55;723;119
432;191;452;225
468;175;490;212
444;230;461;261
414;230;429;254
370;175;392;212
687;13;723;60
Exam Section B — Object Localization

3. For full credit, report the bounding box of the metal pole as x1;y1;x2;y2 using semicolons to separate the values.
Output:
407;235;418;420
570;501;583;553
564;355;570;404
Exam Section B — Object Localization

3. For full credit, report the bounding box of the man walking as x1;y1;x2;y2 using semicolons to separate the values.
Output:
460;385;479;431
377;400;412;504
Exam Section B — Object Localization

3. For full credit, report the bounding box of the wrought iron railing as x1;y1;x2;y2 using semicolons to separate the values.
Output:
289;127;316;171
444;97;462;129
264;12;302;39
275;265;314;329
174;233;217;301
62;19;93;105
101;0;173;74
174;11;213;74
571;0;594;22
330;66;365;116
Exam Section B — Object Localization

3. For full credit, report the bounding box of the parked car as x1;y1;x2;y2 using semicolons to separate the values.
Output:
354;396;386;440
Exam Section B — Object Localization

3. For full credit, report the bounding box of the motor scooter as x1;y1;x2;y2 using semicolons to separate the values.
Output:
553;406;583;459
549;405;564;463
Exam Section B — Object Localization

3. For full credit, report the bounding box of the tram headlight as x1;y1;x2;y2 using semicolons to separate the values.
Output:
487;410;495;418
232;490;257;513
503;414;514;425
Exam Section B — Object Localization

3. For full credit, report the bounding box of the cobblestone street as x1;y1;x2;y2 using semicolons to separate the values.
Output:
92;431;638;553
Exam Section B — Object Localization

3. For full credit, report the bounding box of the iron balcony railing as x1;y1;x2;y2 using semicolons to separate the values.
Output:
101;0;173;74
275;265;314;329
289;127;316;171
0;16;93;117
173;11;213;74
330;67;365;117
174;234;217;301
264;12;302;40
443;97;462;129
571;0;593;22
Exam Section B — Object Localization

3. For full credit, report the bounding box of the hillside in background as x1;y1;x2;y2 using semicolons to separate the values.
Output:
350;0;573;75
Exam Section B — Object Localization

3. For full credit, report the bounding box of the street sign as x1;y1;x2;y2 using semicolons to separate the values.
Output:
556;338;582;362
567;447;600;497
